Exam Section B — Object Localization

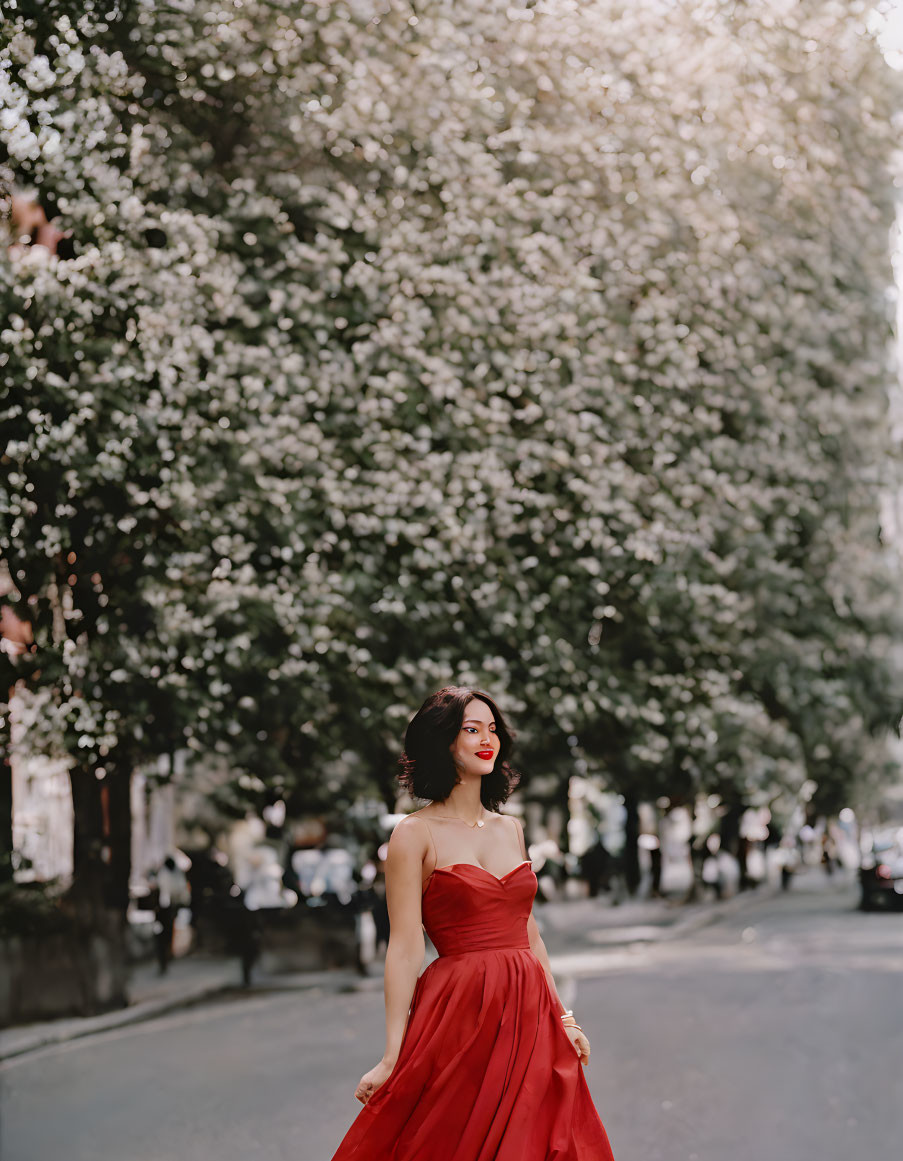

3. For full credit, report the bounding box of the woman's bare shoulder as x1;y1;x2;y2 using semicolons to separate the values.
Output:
395;806;434;826
390;810;431;846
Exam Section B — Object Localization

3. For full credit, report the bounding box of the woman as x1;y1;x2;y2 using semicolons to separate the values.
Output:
329;686;616;1161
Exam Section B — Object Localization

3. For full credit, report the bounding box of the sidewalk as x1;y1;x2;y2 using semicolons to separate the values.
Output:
0;954;240;1063
533;874;784;978
538;878;778;955
0;875;783;1063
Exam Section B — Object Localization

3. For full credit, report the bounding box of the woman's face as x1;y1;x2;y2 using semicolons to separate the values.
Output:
448;698;499;777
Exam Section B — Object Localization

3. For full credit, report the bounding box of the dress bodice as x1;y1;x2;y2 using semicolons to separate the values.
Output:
420;861;536;956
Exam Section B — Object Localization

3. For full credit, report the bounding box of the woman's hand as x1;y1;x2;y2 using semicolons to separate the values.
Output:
562;1024;591;1066
354;1057;396;1105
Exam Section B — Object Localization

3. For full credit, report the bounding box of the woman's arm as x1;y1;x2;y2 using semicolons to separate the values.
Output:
380;817;427;1066
508;815;569;1016
526;913;568;1016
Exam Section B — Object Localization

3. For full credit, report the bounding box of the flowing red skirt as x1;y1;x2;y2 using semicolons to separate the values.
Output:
329;942;615;1161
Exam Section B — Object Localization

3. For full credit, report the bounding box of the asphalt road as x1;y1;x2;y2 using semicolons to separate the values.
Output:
2;870;901;1161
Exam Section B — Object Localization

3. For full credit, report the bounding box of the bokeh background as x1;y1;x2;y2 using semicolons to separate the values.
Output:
3;2;903;1159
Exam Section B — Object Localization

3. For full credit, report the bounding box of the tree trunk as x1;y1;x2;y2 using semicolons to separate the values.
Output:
721;798;746;888
106;766;132;912
68;763;110;917
0;753;13;883
649;807;663;898
684;796;704;903
556;769;571;856
68;762;132;915
1;673;18;883
623;790;641;897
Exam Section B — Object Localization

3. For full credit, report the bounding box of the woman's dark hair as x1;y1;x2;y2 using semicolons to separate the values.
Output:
397;686;522;812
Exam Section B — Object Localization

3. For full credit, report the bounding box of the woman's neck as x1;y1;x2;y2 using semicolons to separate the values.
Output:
434;783;483;819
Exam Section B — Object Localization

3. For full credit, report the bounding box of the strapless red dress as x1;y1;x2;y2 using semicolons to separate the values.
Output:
329;860;616;1161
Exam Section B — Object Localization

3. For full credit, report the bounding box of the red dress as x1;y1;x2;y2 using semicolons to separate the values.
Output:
329;860;616;1161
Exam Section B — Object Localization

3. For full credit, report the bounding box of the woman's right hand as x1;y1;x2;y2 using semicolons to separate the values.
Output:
354;1057;396;1105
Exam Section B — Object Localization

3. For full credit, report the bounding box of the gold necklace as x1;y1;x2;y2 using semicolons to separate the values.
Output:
430;806;486;828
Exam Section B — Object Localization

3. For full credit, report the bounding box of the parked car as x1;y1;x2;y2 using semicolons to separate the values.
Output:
859;838;903;911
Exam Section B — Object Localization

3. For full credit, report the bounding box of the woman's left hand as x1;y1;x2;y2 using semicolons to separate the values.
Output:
562;1023;590;1066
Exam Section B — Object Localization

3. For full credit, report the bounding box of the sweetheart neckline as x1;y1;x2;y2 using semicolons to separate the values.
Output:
422;860;533;895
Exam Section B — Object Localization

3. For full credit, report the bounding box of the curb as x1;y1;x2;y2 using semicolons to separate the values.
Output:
0;964;386;1065
0;977;235;1065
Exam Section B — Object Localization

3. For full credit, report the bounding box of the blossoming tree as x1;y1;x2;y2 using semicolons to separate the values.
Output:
2;0;903;920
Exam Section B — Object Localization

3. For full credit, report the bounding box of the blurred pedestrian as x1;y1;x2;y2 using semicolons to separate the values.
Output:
778;839;800;890
233;896;263;987
701;835;722;900
151;854;190;974
648;836;663;899
580;836;613;898
368;853;390;954
821;832;837;877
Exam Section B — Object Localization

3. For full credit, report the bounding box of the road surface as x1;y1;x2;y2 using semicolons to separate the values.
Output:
2;870;901;1161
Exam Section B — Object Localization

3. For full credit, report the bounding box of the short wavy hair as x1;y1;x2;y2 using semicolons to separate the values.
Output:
396;686;522;811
